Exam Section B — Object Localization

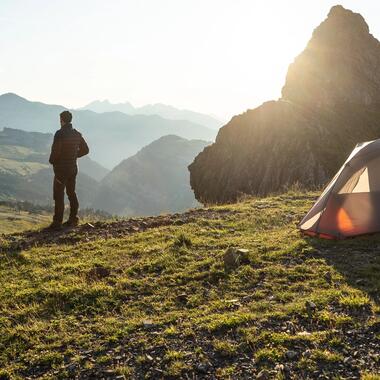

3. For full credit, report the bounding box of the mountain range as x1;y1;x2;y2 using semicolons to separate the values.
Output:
0;93;216;168
0;127;208;216
79;100;223;130
189;5;380;203
94;135;209;216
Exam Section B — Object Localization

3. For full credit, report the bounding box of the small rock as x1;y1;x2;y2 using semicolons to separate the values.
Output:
257;369;270;380
143;320;156;329
196;363;209;374
223;247;250;270
303;349;312;358
176;293;188;304
66;363;76;371
285;350;298;360
305;300;317;315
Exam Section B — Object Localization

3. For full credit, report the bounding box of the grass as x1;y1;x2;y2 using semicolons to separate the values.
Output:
0;157;47;176
0;191;379;378
0;205;50;234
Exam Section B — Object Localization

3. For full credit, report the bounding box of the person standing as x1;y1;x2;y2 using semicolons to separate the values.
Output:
48;111;89;230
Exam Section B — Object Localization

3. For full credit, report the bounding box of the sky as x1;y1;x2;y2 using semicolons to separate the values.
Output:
1;0;380;121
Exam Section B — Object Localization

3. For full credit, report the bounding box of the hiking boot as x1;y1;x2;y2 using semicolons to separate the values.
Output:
47;221;62;231
63;216;79;227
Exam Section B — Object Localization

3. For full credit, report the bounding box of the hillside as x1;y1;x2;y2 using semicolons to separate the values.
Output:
0;129;207;217
0;192;379;379
0;94;216;168
80;100;223;130
0;128;107;206
94;135;209;216
0;203;50;234
0;127;109;181
189;5;380;203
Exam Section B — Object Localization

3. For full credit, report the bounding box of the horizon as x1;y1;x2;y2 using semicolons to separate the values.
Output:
1;1;380;120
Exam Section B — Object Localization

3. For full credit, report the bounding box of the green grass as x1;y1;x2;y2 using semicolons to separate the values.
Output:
0;191;379;378
0;205;50;234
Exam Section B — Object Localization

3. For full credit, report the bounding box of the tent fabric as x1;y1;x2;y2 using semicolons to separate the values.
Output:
299;139;380;239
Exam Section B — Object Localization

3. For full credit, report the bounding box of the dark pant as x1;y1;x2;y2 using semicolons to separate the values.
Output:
53;170;79;224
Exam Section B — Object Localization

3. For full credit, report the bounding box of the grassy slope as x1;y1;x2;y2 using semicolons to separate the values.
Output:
0;145;35;160
0;205;50;234
0;192;379;379
0;157;47;176
0;145;48;176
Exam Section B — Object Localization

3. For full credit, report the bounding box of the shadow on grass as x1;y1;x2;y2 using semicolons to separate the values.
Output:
306;234;380;305
0;208;237;255
0;226;78;255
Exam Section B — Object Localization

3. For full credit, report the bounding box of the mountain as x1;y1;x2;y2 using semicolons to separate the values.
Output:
0;127;109;181
79;99;135;114
93;135;209;216
0;127;108;206
80;99;223;130
189;5;380;203
0;128;207;216
0;93;216;168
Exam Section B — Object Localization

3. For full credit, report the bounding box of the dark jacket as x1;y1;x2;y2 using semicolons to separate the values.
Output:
49;123;89;173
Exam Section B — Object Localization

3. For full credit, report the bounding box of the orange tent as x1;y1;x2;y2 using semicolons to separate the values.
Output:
299;140;380;239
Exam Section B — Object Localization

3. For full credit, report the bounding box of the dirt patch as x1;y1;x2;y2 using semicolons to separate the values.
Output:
0;208;237;254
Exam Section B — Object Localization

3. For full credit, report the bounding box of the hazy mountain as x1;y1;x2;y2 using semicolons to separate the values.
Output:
0;128;208;216
189;5;380;203
80;99;223;130
93;135;209;216
79;100;135;114
0;169;98;207
0;128;108;206
0;93;216;168
0;127;109;181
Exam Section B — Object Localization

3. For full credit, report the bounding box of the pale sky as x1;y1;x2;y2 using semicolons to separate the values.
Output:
1;0;380;120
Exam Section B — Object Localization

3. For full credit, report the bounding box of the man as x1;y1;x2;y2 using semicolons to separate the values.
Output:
48;111;89;230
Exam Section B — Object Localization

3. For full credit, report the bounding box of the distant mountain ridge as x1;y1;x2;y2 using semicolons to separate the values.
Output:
80;99;223;130
0;93;216;168
93;135;209;216
0;127;208;216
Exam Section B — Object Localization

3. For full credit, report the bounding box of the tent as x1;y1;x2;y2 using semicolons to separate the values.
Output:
299;139;380;239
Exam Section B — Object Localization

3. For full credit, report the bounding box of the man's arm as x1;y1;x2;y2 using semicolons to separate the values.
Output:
77;135;89;158
49;132;62;165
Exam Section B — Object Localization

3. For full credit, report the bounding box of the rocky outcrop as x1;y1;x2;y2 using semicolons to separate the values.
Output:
189;5;380;203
